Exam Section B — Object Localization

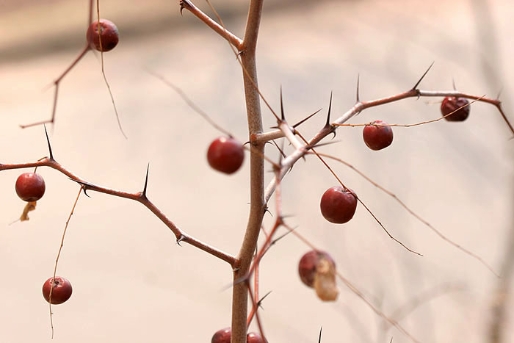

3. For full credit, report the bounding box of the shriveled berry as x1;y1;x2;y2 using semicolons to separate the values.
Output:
42;276;73;305
207;136;245;174
86;19;119;52
320;186;358;224
363;120;393;150
15;172;46;202
440;96;470;122
298;250;335;288
298;250;339;301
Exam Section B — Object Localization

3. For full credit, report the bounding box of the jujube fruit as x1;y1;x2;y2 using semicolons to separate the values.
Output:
440;96;470;122
86;19;119;52
362;120;393;150
15;172;46;202
207;136;245;174
211;328;266;343
247;332;266;343
42;276;73;305
320;186;358;224
211;327;231;343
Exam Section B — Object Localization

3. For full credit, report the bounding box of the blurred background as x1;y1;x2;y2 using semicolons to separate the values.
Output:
0;0;513;342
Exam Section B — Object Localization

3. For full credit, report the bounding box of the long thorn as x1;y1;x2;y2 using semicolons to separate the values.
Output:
292;109;321;128
43;125;54;161
411;62;434;90
325;92;333;127
280;87;285;122
142;163;150;198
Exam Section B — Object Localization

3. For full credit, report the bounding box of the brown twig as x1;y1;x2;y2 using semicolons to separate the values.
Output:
0;159;236;266
179;0;243;50
49;185;84;338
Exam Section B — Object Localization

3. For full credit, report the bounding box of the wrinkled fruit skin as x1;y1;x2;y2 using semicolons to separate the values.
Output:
15;172;46;202
440;96;470;122
298;250;335;288
320;186;358;224
298;250;339;301
42;276;73;305
87;19;119;52
211;328;266;343
362;120;393;150
207;137;245;174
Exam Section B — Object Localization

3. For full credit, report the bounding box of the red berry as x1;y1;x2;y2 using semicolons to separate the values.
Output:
86;19;119;52
440;96;470;122
247;332;266;343
298;250;335;288
15;172;46;202
207;136;245;174
211;328;267;343
320;186;357;224
211;327;231;343
42;276;73;305
362;120;393;151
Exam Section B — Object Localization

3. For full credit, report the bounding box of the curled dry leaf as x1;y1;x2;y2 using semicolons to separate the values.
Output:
313;255;339;301
20;201;37;221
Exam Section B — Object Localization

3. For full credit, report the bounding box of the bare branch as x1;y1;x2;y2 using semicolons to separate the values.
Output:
179;0;243;50
0;159;236;266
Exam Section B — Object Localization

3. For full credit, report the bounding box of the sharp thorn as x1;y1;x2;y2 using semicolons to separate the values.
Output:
257;291;272;308
142;163;150;197
44;125;54;161
292;109;322;128
496;86;503;100
411;62;434;90
82;188;91;198
324;92;333;128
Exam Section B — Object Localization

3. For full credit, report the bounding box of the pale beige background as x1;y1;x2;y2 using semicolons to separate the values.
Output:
0;0;513;342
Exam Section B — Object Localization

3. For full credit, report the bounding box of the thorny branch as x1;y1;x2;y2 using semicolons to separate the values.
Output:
263;89;513;202
0;159;236;266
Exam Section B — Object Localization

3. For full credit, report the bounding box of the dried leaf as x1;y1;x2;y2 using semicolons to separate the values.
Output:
20;201;37;221
313;255;339;301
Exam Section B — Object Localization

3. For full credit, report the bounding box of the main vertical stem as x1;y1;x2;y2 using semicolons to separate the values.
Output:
231;1;264;343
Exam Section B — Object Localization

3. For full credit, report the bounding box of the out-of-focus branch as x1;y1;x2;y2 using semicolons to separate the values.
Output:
179;0;243;50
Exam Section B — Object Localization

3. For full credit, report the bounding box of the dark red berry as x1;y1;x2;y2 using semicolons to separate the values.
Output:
211;328;267;343
298;250;335;288
211;327;231;343
42;276;73;305
247;332;266;343
320;186;357;224
15;172;46;202
207;136;245;174
363;120;393;150
86;19;119;52
440;96;470;122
